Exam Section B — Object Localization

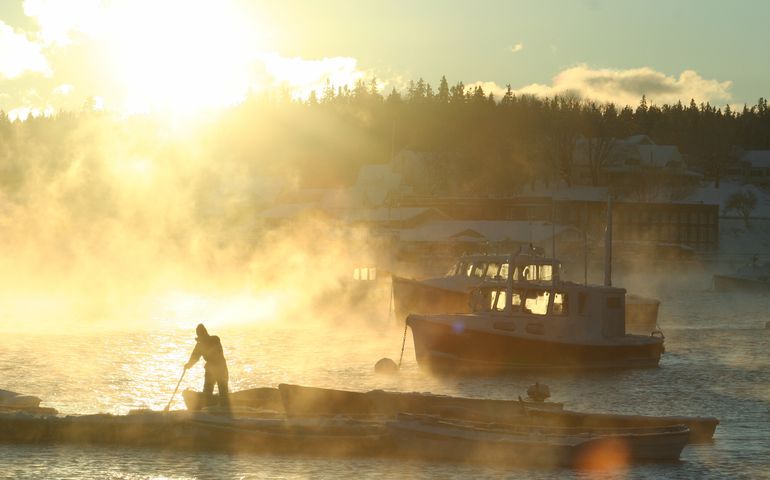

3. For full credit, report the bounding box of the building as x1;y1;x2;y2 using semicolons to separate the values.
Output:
396;192;719;254
572;134;702;191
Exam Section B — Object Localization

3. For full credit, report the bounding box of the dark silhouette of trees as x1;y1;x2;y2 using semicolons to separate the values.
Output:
4;75;770;207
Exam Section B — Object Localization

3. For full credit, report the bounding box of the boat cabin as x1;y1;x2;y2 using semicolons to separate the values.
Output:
444;248;553;284
469;255;627;340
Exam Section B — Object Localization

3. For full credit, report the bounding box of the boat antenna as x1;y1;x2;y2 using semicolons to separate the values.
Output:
604;195;613;287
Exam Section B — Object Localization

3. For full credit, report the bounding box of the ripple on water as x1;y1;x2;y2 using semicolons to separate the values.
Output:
1;282;770;478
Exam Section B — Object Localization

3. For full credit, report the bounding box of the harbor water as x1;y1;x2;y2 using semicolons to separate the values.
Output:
1;272;769;479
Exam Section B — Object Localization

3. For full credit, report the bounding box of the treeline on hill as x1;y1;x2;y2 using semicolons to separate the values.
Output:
2;76;770;209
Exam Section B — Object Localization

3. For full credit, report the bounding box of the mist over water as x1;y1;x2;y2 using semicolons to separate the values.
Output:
1;112;769;478
1;264;770;478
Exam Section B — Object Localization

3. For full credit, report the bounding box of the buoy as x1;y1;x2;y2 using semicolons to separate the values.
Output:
375;357;399;375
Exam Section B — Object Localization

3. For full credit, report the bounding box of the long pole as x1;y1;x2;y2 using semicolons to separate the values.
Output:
164;368;186;412
604;196;613;287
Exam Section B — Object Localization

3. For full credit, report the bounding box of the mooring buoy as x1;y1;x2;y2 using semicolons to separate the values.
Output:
375;357;399;375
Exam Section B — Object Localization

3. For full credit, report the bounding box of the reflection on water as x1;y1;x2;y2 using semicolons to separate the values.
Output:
1;279;770;478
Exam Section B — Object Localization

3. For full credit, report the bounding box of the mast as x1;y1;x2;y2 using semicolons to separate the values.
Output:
551;197;557;287
604;196;613;287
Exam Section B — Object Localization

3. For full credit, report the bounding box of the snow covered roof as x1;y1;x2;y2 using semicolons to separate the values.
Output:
345;207;450;224
741;150;770;169
622;134;655;146
398;220;577;244
637;145;682;168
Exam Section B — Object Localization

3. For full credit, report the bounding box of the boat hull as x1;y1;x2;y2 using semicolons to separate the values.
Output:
713;274;770;293
182;388;283;412
392;275;471;323
388;415;689;467
408;315;664;372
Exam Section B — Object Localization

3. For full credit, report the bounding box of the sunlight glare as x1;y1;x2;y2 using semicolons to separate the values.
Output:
159;290;282;329
102;1;263;115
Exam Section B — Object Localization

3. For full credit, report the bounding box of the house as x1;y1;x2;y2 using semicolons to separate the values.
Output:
739;150;770;184
572;134;701;191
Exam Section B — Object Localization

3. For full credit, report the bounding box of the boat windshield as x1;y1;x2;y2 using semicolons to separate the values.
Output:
470;288;496;312
484;262;508;280
524;289;550;315
514;264;554;282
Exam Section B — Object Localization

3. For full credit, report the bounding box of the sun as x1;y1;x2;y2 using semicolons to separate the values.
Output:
101;1;264;115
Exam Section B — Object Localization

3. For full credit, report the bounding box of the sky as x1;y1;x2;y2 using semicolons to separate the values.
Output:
1;0;769;120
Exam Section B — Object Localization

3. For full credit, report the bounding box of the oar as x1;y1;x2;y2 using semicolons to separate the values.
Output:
164;368;186;412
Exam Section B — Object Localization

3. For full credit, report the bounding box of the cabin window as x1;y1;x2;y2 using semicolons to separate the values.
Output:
463;263;473;277
494;290;507;312
510;289;523;311
521;265;537;281
499;263;509;280
353;267;376;281
471;289;494;312
524;289;550;315
552;292;568;315
472;263;486;278
485;263;503;279
446;263;459;276
578;292;588;315
606;296;622;309
520;264;553;282
539;265;553;282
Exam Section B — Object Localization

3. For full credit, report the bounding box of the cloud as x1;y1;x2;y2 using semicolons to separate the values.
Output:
0;21;51;78
10;0;370;113
23;0;106;46
466;81;509;100
514;65;733;106
510;43;524;54
259;54;366;99
53;83;73;95
468;65;733;106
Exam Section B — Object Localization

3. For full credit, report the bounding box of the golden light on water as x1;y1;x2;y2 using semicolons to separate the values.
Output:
158;290;283;329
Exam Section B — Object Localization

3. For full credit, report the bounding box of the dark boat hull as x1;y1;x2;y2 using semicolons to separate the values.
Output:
713;274;770;292
408;315;664;372
388;416;689;467
392;275;471;323
182;388;283;412
195;384;717;445
0;410;690;466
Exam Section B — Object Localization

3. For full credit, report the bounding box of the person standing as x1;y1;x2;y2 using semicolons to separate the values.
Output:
185;323;229;407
